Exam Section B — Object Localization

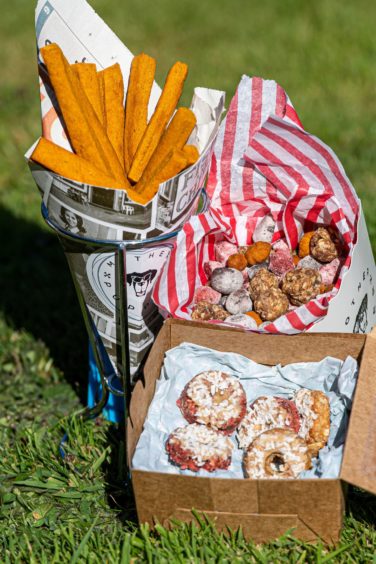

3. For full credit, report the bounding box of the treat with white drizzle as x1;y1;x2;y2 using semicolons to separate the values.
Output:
177;371;247;434
237;395;301;450
166;423;234;472
294;389;330;456
243;428;311;479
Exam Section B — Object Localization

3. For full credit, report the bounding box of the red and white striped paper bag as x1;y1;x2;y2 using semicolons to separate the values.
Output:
153;76;376;334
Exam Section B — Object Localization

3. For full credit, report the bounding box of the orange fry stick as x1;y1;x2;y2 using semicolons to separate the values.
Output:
71;63;103;125
135;148;189;203
124;53;156;173
134;107;196;192
182;144;199;166
102;63;125;168
41;44;127;185
128;60;188;183
31;138;127;189
97;70;106;128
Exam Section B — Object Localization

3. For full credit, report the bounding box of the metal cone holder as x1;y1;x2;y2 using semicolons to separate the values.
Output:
41;200;185;480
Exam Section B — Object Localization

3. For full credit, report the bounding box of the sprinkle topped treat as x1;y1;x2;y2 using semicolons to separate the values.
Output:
243;428;311;479
166;424;234;472
237;396;301;450
294;389;331;456
177;371;247;433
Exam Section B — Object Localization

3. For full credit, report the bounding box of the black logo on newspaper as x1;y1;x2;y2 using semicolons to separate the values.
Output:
126;270;157;297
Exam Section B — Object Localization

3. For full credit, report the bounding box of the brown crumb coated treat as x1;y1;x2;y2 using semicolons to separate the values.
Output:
245;242;271;266
253;288;289;321
294;389;330;457
320;283;334;294
191;301;230;321
227;253;248;271
249;268;279;300
243;428;311;479
310;228;338;263
177;371;247;433
298;231;315;258
166;423;234;472
245;311;263;326
281;268;322;306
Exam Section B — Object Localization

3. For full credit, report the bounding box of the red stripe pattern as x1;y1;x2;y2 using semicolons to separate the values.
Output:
153;77;360;334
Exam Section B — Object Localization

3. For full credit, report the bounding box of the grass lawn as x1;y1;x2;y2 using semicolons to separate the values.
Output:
1;0;375;561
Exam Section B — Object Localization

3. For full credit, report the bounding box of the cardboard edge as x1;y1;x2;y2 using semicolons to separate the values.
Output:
340;332;376;495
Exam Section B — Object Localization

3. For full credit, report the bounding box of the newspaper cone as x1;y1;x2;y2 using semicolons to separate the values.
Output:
29;0;223;383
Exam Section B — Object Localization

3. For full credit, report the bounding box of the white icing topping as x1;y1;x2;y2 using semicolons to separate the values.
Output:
185;371;245;429
244;429;309;479
294;389;318;440
168;424;233;466
237;396;294;449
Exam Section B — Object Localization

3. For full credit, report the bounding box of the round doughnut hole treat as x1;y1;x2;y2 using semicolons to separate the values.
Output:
211;267;244;294
310;228;338;263
191;301;230;321
177;371;247;433
224;313;258;330
225;289;253;315
227;253;248;271
281;268;322;306
253;288;289;322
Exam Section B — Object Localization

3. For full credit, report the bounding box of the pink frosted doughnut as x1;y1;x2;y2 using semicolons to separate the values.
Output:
193;286;221;305
319;258;340;286
214;241;238;264
204;260;224;278
166;424;234;472
269;249;295;277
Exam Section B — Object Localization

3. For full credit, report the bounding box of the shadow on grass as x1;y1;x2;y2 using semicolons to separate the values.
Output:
0;204;87;401
347;486;376;525
102;422;138;524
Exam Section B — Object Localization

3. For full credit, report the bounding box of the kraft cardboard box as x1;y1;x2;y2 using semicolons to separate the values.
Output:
127;319;376;544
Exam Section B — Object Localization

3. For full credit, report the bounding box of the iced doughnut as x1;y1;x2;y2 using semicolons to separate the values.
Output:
211;267;243;294
204;260;224;278
224;313;258;330
253;215;275;243
294;389;330;456
243;428;311;479
177;371;247;433
214;241;238;264
166;424;234;472
268;248;295;277
296;256;322;270
319;258;340;286
237;395;301;450
193;286;221;305
225;289;253;315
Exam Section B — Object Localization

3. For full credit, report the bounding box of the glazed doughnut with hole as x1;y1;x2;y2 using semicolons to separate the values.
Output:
243;428;311;479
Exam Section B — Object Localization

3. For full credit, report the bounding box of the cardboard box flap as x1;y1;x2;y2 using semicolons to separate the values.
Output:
340;329;376;495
